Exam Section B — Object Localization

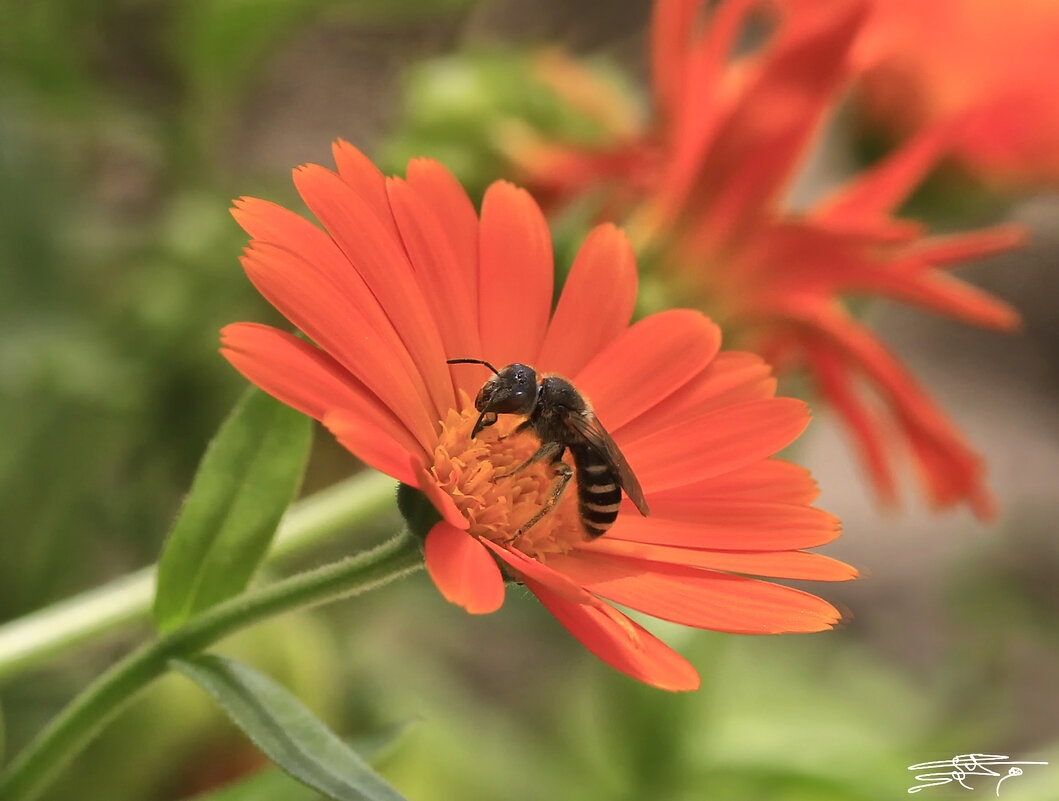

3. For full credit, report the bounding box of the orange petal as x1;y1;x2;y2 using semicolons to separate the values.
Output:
623;397;810;491
405;157;480;314
804;341;896;506
622;489;839;535
575;310;721;431
322;410;424;487
524;576;701;691
230;197;439;421
416;464;472;531
387;177;482;381
237;242;438;451
481;538;601;606
220;323;424;460
650;0;701;130
537;223;637;376
652;0;757;148
608;499;841;550
806;307;993;516
904;225;1027;269
547;553;843;634
478;181;554;368
792;256;1020;331
615;351;775;443
580;538;857;581
817;117;961;219
293;164;454;422
331;139;401;241
231;198;428;381
680;459;822;505
674;0;869;244
424;522;505;614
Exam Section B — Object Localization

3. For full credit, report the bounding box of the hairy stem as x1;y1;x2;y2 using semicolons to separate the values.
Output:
0;531;423;801
0;470;397;681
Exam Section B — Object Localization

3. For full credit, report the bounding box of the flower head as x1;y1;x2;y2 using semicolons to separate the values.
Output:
221;140;853;690
510;0;1024;518
854;0;1059;187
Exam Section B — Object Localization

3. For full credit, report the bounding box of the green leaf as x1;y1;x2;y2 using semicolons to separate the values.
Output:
181;721;416;801
153;388;313;632
172;655;408;801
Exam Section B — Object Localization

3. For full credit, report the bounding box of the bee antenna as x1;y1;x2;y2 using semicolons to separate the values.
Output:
447;357;499;375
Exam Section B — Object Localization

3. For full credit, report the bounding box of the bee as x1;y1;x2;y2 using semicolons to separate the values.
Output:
448;358;649;538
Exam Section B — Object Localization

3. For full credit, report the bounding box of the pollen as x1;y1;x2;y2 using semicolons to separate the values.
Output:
429;401;583;559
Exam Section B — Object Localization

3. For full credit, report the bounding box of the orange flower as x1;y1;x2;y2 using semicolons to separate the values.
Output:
220;141;853;691
512;0;1024;518
854;0;1059;186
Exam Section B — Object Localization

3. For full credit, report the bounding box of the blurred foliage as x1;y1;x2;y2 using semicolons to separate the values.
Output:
380;49;641;202
2;1;1057;800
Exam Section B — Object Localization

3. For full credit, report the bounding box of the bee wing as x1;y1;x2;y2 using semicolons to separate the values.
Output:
564;411;650;516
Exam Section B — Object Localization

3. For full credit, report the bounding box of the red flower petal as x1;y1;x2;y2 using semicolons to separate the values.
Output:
547;553;843;634
804;342;896;505
681;459;821;505
231;198;433;404
424;522;505;614
575;309;721;431
481;538;602;606
537;223;637;376
817;118;961;221
331;139;401;241
292;164;454;422
580;538;857;581
524;576;701;691
650;0;700;130
905;226;1027;269
237;242;439;451
322;410;423;487
220;323;424;461
615;351;775;443
805;306;992;514
608;499;841;551
623;397;810;491
653;0;758;165
478;182;554;368
387;176;482;386
417;464;472;532
672;0;869;245
405;157;480;295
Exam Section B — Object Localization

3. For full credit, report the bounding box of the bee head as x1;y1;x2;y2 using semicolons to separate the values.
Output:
446;358;538;436
475;363;538;417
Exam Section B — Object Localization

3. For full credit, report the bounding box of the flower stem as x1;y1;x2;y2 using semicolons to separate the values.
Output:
0;530;424;801
0;470;398;681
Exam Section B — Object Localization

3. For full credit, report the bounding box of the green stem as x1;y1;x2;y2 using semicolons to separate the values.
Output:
0;470;397;681
0;531;423;801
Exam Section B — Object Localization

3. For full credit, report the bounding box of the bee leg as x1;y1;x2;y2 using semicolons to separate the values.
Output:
515;459;573;538
494;440;563;478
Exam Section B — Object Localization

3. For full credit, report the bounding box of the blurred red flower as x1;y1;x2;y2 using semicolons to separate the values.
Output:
221;141;853;691
855;0;1059;187
512;0;1024;518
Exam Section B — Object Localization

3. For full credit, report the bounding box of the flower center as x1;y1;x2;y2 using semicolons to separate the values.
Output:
430;400;584;559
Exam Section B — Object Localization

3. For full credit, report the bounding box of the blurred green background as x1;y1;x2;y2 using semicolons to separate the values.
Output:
2;1;1058;799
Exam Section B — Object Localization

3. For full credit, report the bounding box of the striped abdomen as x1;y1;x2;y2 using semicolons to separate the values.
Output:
570;442;622;538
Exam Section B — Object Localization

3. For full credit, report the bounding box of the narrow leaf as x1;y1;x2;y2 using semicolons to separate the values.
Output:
154;388;313;631
172;655;408;801
180;722;416;801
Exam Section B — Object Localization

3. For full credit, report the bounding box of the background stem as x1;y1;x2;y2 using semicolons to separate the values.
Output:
0;470;397;681
0;531;423;801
